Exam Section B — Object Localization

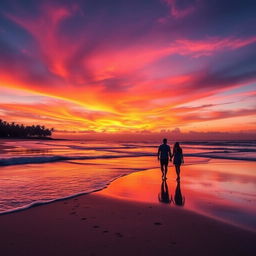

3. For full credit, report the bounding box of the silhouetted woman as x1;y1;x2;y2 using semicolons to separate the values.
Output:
173;142;184;181
158;180;171;204
173;180;185;206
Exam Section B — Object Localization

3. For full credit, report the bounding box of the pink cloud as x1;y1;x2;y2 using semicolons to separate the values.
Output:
5;2;256;89
5;3;80;79
174;37;256;57
176;108;256;122
162;0;200;19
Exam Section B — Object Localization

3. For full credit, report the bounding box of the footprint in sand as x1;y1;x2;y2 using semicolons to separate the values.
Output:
115;232;123;238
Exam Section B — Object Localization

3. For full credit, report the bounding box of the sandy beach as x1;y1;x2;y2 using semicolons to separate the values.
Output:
1;165;255;256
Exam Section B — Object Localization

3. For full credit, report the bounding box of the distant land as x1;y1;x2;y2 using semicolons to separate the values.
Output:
0;119;54;139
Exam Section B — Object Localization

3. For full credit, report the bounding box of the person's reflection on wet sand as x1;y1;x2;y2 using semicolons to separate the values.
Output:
158;180;171;204
173;181;185;206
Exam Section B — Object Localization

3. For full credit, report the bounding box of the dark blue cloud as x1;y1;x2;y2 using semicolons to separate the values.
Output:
160;0;256;39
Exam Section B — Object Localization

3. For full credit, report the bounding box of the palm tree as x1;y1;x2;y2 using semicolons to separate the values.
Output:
0;119;54;138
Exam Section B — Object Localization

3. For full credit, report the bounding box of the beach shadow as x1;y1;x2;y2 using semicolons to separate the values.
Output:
158;180;171;204
173;181;185;206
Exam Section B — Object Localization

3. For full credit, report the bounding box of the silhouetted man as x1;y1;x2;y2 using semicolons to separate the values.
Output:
158;179;171;204
157;138;172;180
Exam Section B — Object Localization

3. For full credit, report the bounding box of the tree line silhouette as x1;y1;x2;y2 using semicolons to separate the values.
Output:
0;119;54;138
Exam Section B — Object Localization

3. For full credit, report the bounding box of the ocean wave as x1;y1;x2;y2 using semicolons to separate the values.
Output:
0;150;255;167
0;156;68;166
183;146;256;152
185;153;256;161
182;140;256;147
0;153;154;166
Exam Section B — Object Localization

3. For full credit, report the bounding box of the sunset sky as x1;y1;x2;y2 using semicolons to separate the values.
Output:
0;0;255;136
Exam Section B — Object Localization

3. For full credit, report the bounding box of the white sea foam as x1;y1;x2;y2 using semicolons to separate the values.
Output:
0;151;255;167
0;173;128;215
0;153;153;166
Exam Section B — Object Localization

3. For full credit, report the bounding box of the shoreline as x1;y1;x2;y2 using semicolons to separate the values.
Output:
0;173;130;216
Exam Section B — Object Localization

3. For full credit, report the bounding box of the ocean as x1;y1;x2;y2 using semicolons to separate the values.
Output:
0;139;255;231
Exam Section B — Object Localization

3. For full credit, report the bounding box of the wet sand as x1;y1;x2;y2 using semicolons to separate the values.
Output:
0;162;256;256
99;159;256;232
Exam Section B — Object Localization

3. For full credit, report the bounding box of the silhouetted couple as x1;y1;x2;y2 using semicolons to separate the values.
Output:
158;179;185;206
157;138;184;180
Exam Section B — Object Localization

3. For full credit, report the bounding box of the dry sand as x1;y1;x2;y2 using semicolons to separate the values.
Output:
0;191;255;256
